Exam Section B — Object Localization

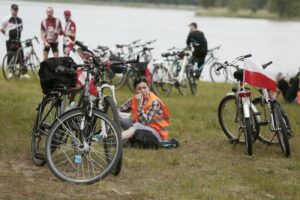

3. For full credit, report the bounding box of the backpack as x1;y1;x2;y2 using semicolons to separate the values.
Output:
38;57;76;94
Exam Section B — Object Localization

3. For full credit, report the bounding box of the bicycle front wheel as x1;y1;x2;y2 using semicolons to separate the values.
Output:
244;117;253;156
2;52;21;80
126;69;137;92
45;108;122;184
274;103;291;157
209;62;228;83
151;66;172;96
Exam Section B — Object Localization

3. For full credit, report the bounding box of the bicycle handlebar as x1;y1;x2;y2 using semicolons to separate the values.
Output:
216;54;252;71
75;40;92;54
262;61;273;69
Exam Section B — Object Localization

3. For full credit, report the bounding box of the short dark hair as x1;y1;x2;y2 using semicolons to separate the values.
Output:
189;22;197;28
11;4;18;11
133;76;148;89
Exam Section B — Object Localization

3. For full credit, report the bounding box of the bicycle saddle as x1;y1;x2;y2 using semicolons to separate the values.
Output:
97;45;109;51
161;53;171;57
116;44;124;48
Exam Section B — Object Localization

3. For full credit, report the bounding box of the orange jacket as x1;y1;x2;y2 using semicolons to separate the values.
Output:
131;92;170;139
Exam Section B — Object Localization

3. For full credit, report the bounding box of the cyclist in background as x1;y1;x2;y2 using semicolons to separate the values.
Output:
0;4;29;78
63;10;76;56
186;22;207;79
41;7;62;60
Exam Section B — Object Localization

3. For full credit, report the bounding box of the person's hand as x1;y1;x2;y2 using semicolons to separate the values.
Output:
135;93;143;107
44;41;50;48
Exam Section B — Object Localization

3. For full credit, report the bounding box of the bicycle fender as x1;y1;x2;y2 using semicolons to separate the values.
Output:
242;98;251;118
250;102;261;123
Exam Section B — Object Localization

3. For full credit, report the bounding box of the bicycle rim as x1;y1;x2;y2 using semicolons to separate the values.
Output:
2;53;21;80
209;62;228;83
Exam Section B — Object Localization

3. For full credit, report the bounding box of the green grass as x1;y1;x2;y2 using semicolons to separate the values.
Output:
0;76;300;199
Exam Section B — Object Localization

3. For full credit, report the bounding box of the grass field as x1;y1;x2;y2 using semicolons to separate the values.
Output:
0;76;300;200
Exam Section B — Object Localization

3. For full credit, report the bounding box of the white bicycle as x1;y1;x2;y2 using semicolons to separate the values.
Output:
151;47;197;96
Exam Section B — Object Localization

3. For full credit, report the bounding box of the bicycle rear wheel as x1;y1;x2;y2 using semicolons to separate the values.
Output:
31;94;60;166
109;65;127;90
127;69;137;92
209;62;228;83
2;52;22;80
45;108;122;184
274;103;291;157
102;96;122;176
28;53;40;79
151;66;172;96
186;67;197;96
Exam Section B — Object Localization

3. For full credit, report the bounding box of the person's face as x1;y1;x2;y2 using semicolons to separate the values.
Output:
64;14;70;21
47;9;54;19
189;25;196;32
135;82;150;99
11;9;18;17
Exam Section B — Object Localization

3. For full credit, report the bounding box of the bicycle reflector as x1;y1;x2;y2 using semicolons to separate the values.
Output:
239;91;251;97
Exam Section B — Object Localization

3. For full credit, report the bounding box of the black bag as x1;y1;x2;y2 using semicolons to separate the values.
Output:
38;57;76;94
132;62;148;76
128;130;160;149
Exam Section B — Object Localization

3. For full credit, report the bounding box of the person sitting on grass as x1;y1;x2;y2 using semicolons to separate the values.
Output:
119;76;179;149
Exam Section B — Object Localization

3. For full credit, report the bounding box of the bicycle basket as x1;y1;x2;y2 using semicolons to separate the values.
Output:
25;39;32;47
39;57;76;94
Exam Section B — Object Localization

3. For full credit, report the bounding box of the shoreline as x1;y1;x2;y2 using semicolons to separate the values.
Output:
15;0;300;21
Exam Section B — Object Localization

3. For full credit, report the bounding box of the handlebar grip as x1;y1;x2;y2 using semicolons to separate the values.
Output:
132;39;141;44
216;65;224;71
262;61;273;69
243;54;252;58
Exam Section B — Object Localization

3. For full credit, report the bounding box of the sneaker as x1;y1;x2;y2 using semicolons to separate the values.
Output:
21;74;31;78
92;131;103;142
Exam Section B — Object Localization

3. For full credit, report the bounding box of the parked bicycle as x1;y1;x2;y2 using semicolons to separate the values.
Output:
217;56;291;157
151;47;197;96
2;36;40;80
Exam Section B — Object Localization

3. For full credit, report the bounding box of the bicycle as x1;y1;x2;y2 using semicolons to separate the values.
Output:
151;47;197;96
2;36;40;80
217;54;259;156
44;57;122;184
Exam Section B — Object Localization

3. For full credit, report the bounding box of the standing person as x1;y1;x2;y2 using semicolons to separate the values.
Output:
63;10;76;56
186;22;208;79
41;7;62;60
0;4;29;78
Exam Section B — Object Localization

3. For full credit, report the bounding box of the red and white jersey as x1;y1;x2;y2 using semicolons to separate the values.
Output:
41;17;62;44
64;19;76;41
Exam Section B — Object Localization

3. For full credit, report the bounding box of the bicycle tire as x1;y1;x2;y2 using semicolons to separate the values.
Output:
209;62;228;83
2;52;21;80
186;67;197;96
110;66;127;90
274;103;291;157
45;108;122;184
31;94;60;166
151;66;173;96
244;118;253;156
102;96;123;176
126;69;137;92
29;53;40;79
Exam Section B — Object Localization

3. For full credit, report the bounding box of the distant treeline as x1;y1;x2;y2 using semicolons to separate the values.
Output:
97;0;300;17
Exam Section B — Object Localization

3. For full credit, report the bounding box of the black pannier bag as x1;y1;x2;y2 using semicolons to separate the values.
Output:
38;57;76;94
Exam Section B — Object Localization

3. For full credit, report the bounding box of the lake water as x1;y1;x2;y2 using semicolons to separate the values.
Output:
1;0;300;80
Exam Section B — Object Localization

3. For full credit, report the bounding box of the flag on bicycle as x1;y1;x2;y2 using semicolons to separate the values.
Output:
243;59;277;92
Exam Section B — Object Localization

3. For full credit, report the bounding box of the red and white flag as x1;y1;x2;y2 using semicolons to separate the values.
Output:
243;59;277;92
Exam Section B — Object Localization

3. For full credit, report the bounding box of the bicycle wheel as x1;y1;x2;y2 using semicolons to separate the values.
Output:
2;52;21;80
109;66;127;90
252;97;279;145
28;53;40;79
186;67;197;96
274;103;291;157
102;96;122;176
127;69;137;92
45;108;122;184
209;62;228;83
244;117;253;156
31;94;60;166
151;66;172;96
218;95;245;143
